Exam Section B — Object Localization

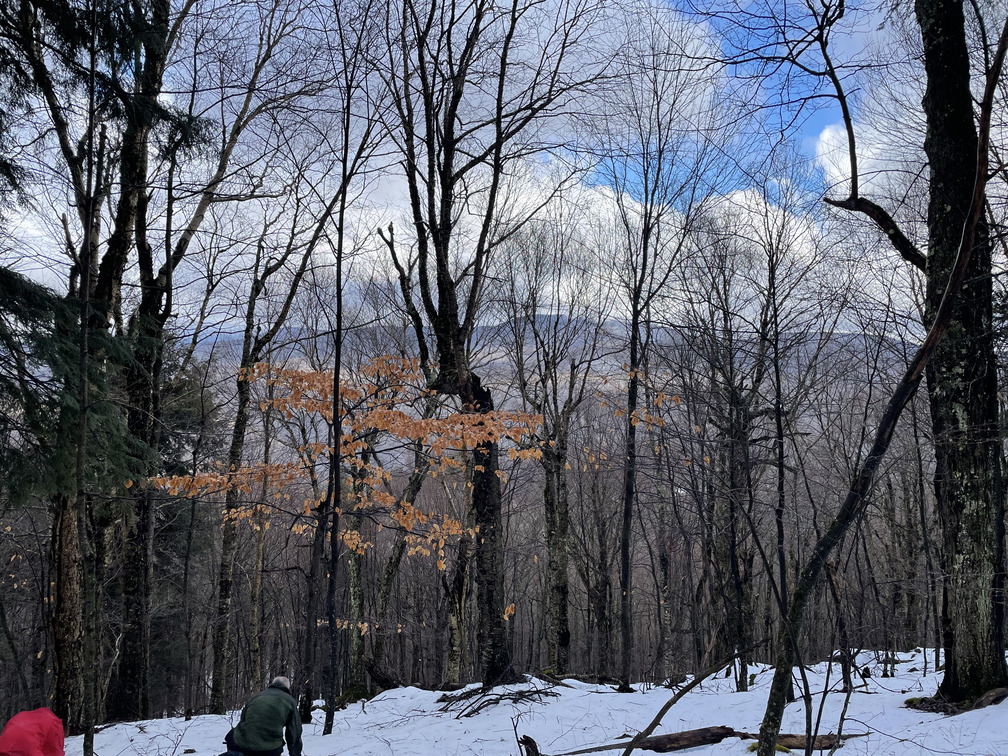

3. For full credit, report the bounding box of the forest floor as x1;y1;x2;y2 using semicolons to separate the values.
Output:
68;650;1008;756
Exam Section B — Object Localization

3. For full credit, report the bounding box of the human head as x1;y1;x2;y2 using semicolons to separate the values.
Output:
270;676;291;692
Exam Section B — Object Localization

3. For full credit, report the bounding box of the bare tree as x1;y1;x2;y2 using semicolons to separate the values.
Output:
586;0;728;688
378;0;600;686
497;201;614;674
752;8;1008;751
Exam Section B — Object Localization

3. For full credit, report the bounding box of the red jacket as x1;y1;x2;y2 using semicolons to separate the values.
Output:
0;709;64;756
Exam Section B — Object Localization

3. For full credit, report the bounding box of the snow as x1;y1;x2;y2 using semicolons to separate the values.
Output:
68;652;1008;756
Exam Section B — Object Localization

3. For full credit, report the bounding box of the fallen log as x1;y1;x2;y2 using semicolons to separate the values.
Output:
518;727;868;756
736;731;868;750
619;726;737;753
519;726;737;755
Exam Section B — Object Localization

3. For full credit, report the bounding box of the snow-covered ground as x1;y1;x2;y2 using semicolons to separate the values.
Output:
69;651;1008;756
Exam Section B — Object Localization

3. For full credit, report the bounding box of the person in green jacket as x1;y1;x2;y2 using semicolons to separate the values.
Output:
224;677;302;756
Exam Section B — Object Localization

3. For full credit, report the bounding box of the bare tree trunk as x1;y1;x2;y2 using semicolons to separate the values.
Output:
298;494;328;722
183;491;198;719
618;317;641;690
591;490;613;678
250;513;265;691
544;445;572;674
250;392;275;693
323;481;341;734
466;380;516;686
52;494;84;733
210;372;253;714
347;513;365;690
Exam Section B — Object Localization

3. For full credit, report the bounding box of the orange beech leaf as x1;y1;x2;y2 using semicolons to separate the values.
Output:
160;354;544;560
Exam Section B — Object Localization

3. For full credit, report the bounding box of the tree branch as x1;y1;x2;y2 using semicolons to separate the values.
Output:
824;196;926;271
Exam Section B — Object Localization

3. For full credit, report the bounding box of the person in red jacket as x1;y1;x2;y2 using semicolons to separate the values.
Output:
0;708;64;756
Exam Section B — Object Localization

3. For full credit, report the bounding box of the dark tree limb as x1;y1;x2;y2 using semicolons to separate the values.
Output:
804;0;927;274
824;196;926;271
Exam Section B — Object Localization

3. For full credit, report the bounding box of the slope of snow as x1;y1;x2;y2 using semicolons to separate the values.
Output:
68;651;1008;756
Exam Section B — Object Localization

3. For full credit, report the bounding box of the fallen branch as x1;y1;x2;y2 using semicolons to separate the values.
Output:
438;678;559;718
618;645;763;756
533;671;577;688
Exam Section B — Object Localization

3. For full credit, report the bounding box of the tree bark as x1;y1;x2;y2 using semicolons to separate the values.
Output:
916;0;1008;701
250;511;266;691
52;493;84;733
544;444;572;674
469;378;516;685
210;372;253;714
442;534;472;686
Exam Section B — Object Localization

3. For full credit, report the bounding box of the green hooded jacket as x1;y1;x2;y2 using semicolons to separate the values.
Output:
232;682;302;756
